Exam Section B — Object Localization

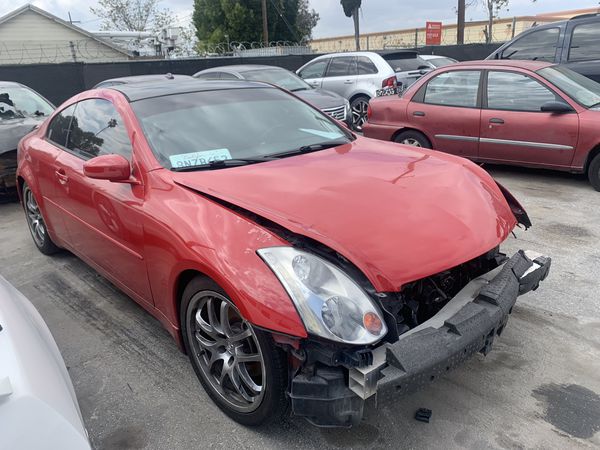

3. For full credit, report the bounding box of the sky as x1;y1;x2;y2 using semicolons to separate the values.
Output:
0;0;598;39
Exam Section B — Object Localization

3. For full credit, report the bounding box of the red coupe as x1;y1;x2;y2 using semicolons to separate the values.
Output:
16;79;550;427
363;60;600;191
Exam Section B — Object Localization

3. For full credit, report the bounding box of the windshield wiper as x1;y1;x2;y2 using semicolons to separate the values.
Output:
291;87;310;92
171;157;274;172
269;140;350;158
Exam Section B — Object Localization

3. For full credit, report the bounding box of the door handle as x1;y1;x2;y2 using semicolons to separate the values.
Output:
489;118;505;124
55;169;69;185
343;80;353;84
413;111;426;117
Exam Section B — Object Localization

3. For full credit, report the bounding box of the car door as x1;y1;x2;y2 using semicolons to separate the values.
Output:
53;98;153;304
408;70;482;158
320;56;358;99
562;21;600;83
297;58;330;89
479;70;578;167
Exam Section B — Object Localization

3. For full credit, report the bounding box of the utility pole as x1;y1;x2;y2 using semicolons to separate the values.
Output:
261;0;269;45
457;0;465;44
353;6;360;51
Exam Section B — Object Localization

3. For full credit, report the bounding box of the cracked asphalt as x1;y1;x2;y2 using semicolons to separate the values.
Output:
1;165;599;449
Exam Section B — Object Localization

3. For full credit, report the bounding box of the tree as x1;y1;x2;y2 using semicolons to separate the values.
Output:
341;0;361;51
475;0;537;44
192;0;319;50
90;0;166;32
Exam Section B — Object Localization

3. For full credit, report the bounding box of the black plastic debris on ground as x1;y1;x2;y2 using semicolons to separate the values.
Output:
415;408;432;423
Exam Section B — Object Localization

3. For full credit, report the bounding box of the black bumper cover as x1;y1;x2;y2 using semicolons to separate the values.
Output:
290;250;551;427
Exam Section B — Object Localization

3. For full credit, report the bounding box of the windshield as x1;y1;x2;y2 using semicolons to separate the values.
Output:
0;85;53;120
383;54;428;72
131;87;352;171
241;69;311;92
427;57;456;68
537;66;600;108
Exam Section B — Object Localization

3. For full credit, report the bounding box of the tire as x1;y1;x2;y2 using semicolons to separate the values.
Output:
394;130;432;149
588;153;600;192
181;276;289;426
350;95;370;132
22;183;60;255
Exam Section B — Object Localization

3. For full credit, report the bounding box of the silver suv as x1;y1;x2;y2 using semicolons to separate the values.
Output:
296;51;431;130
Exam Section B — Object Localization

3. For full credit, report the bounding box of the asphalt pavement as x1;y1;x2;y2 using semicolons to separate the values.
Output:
1;165;599;449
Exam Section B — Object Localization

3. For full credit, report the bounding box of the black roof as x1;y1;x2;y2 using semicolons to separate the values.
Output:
108;79;273;102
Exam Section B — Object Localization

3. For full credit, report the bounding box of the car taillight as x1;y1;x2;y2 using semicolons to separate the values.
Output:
367;104;372;120
382;76;397;88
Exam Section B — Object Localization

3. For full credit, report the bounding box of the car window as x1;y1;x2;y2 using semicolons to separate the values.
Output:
242;69;311;91
427;57;457;68
46;104;76;147
325;57;357;77
357;56;378;75
424;71;481;107
500;28;560;62
0;85;53;120
219;72;239;80
67;99;132;160
538;65;600;108
298;59;329;79
195;72;221;80
568;23;600;62
487;71;558;112
383;55;427;72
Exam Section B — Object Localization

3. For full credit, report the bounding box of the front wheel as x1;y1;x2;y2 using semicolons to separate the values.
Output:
588;153;600;192
181;276;289;426
350;96;370;132
23;183;59;255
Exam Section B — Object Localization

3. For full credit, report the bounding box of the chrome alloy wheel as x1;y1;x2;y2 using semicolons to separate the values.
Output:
187;291;266;412
351;99;369;131
24;187;46;247
401;138;422;147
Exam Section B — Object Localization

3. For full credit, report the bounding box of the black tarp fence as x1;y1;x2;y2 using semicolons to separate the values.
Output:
0;43;502;106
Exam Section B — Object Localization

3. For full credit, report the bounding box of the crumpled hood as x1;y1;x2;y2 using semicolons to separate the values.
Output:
172;139;517;292
0;116;44;154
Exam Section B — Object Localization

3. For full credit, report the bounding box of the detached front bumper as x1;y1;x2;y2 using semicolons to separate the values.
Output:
290;250;551;427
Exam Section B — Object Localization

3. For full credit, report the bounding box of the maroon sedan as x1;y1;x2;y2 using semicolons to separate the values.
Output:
364;60;600;191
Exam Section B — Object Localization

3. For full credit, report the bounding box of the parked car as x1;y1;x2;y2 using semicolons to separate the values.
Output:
488;13;600;83
0;275;90;449
364;60;600;191
17;78;550;427
0;81;54;200
93;73;194;88
420;54;458;68
296;51;432;131
193;65;351;127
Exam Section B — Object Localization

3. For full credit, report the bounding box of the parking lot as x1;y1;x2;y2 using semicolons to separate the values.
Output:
1;164;599;449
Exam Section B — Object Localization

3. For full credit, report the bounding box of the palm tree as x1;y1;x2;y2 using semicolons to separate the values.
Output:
341;0;361;51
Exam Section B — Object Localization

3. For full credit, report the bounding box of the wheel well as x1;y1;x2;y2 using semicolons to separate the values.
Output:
174;269;207;324
391;128;432;147
585;145;600;171
349;93;370;105
17;176;25;198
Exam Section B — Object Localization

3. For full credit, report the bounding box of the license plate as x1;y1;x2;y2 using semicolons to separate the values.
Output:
376;87;400;97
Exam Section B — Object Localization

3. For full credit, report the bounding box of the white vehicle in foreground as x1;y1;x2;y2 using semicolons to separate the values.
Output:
0;275;90;450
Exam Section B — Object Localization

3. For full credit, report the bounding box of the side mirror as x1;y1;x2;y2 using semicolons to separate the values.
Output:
540;101;574;114
83;154;133;183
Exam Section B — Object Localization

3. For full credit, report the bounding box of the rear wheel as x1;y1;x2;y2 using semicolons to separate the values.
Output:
23;183;59;255
394;130;432;149
588;153;600;192
350;96;370;132
181;276;289;426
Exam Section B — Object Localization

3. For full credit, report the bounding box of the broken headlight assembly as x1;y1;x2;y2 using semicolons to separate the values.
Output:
258;247;387;345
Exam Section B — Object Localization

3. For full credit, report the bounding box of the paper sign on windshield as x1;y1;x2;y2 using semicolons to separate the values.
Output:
169;148;232;168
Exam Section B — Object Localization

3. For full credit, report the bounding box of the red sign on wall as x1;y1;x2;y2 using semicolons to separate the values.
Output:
425;21;443;45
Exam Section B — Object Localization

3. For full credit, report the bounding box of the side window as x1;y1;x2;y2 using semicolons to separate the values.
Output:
325;57;357;77
569;23;600;62
219;72;239;80
67;99;132;160
487;71;558;112
424;71;481;108
357;56;378;75
46;104;76;147
195;72;221;80
500;28;560;62
298;59;329;79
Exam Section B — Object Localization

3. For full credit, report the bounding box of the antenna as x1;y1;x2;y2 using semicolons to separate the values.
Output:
68;12;81;25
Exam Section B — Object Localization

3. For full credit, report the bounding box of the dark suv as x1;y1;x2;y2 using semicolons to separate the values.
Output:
488;13;600;83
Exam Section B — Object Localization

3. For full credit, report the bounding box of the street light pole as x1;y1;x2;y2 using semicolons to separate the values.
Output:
457;0;466;44
261;0;269;45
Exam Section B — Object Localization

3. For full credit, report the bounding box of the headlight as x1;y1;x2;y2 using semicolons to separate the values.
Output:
257;247;387;345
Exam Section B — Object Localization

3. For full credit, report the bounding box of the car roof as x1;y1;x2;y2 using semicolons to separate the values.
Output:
106;79;274;102
199;65;287;74
96;73;194;85
450;60;555;70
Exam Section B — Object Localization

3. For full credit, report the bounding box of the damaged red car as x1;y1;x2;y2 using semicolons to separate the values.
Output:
16;79;551;427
